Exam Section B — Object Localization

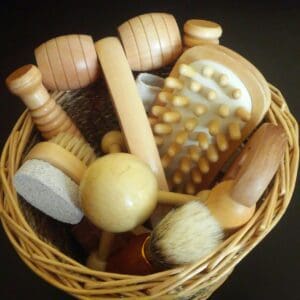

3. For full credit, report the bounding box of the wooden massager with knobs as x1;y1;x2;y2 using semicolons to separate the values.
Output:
34;34;100;91
183;19;223;49
13;132;96;224
150;44;271;194
6;65;82;139
105;123;288;275
118;13;182;71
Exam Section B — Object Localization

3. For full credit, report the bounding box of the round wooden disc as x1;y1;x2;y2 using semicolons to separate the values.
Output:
184;19;222;40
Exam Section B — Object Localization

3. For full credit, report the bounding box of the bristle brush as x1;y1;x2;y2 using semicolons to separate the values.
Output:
106;123;287;274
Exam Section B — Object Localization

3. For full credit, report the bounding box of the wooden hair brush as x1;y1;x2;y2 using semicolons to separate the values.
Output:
106;123;287;274
150;44;271;196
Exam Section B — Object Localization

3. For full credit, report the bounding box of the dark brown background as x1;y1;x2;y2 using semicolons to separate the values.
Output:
0;1;299;299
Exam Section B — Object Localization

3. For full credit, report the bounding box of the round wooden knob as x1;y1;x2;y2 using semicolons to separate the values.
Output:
118;13;182;71
80;153;158;233
101;131;125;154
183;19;222;40
35;34;100;91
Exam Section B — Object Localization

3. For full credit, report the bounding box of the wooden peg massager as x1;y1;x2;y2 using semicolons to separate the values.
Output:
80;152;215;233
183;19;223;49
35;34;100;91
86;130;125;271
13;133;96;224
150;44;271;194
118;13;182;71
6;65;82;139
105;123;287;275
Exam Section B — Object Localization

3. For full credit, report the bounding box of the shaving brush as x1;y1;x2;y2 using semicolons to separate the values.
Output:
106;201;223;274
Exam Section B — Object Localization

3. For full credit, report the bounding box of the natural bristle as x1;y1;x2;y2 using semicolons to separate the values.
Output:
150;201;223;266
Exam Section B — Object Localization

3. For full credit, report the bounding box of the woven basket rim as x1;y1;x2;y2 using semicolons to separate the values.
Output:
0;83;299;299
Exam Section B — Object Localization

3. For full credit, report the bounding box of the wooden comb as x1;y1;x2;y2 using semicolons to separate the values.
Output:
150;45;271;193
6;65;82;139
118;13;182;71
35;34;100;91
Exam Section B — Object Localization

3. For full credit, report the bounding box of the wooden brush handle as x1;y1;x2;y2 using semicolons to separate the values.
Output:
227;123;288;207
6;64;82;139
94;37;168;191
106;233;153;275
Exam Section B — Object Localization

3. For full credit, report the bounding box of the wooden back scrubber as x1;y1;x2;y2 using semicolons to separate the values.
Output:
6;64;82;139
150;44;271;194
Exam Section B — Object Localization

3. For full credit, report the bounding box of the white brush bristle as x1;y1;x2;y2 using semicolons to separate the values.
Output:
151;201;223;266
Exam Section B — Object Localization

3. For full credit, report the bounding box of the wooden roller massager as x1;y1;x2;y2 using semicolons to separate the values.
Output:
35;34;100;91
6;65;82;139
150;44;271;194
118;13;182;71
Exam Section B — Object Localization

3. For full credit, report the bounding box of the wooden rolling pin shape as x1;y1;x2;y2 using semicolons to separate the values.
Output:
6;65;82;139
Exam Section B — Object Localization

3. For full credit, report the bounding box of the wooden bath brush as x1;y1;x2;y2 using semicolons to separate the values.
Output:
13;133;96;224
150;44;271;193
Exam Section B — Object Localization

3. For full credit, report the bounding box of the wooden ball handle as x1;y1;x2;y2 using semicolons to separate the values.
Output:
226;123;288;207
6;64;82;139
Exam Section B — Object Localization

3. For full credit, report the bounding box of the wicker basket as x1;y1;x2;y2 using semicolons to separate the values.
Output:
0;81;298;299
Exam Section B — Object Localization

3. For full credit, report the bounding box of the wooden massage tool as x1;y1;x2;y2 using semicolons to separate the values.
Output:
94;36;171;226
13;133;96;224
105;123;288;275
183;19;223;50
150;44;271;195
86;130;126;270
6;64;82;140
34;34;100;91
118;12;182;71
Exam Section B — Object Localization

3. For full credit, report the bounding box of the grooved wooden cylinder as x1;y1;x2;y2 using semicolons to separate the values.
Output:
118;13;182;71
35;34;100;91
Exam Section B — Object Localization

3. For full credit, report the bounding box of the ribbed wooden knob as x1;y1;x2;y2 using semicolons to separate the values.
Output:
6;64;82;139
118;13;182;71
35;34;100;91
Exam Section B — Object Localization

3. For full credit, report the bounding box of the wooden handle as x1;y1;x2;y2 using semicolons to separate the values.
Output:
94;37;168;191
228;123;288;207
6;64;82;139
106;233;153;275
157;190;208;205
